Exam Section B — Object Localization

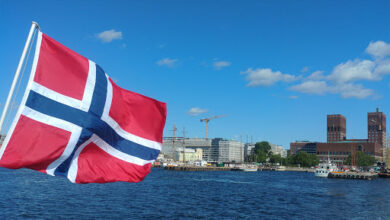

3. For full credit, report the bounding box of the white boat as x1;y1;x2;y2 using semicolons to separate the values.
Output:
233;165;258;172
240;167;258;172
315;158;338;178
275;165;286;171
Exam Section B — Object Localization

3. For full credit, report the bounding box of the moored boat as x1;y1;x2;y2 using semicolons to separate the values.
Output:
232;165;258;172
378;172;390;178
315;157;338;178
240;167;258;172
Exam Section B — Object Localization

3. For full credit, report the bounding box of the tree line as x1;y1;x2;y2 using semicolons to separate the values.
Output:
245;141;377;167
245;141;319;167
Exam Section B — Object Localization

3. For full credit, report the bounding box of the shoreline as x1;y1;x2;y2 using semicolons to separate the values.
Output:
161;166;315;172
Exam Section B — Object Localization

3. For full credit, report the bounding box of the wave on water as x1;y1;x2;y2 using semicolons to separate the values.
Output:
192;178;257;185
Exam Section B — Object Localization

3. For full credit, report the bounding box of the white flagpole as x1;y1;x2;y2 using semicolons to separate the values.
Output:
0;21;40;134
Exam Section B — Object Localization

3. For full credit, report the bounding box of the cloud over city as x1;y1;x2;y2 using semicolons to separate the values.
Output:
157;58;178;67
242;40;390;99
96;29;123;43
188;107;208;116
241;68;296;87
213;61;231;70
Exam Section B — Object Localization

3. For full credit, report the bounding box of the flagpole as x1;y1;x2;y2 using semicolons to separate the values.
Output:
0;21;40;135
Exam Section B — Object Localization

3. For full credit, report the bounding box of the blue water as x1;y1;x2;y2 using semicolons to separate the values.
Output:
1;168;390;219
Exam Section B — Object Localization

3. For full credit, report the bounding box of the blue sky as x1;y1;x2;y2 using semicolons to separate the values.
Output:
1;0;390;149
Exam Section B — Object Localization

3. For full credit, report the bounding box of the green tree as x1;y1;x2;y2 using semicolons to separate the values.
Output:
308;154;320;167
344;152;376;167
255;150;267;163
255;141;271;155
291;151;319;167
269;153;283;164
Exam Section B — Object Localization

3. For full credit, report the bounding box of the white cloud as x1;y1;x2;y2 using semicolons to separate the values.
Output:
290;81;328;95
214;61;231;70
96;29;123;43
240;40;390;99
375;59;390;75
301;66;310;73
330;83;374;99
188;107;208;116
241;68;296;87
328;59;376;83
157;58;178;67
290;80;374;99
289;95;298;99
306;70;325;80
366;41;390;58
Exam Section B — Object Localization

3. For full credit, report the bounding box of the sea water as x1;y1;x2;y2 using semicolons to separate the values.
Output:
0;168;389;219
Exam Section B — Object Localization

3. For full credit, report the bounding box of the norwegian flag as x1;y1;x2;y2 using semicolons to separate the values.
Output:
0;31;166;183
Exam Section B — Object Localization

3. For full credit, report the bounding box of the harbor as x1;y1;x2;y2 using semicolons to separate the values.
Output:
163;165;382;181
163;165;315;172
328;172;378;180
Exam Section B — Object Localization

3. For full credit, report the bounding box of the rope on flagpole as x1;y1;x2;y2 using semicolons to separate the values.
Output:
0;21;39;136
4;28;38;133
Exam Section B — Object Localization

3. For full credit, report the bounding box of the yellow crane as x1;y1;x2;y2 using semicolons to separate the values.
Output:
200;115;226;139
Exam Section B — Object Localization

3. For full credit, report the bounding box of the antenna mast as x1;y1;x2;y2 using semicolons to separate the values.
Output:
172;124;177;161
182;126;186;164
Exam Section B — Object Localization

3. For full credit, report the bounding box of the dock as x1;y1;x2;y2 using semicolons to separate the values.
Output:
328;172;378;180
163;166;315;172
260;167;314;172
164;166;233;171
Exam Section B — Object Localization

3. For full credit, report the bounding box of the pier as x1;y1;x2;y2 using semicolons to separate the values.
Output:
328;172;378;180
163;166;315;172
164;166;233;171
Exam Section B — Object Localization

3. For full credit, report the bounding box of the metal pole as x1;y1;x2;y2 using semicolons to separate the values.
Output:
182;127;186;164
0;21;39;134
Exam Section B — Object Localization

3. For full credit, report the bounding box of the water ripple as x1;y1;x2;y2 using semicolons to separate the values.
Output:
0;168;390;219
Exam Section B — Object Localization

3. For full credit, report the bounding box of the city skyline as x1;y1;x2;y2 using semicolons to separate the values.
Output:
1;1;390;149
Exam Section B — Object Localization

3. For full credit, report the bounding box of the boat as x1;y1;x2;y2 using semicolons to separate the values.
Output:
315;157;338;178
232;165;258;172
378;169;390;178
275;165;286;171
378;173;390;178
240;167;258;172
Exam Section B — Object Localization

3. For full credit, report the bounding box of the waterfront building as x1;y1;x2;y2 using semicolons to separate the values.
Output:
290;109;387;164
290;141;317;155
215;139;244;163
175;148;203;162
327;114;346;142
244;143;255;158
163;137;244;163
162;137;212;161
368;110;386;146
317;109;386;164
270;144;288;158
316;141;381;164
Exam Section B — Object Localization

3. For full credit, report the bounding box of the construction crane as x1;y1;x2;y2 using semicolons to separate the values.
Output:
200;115;226;139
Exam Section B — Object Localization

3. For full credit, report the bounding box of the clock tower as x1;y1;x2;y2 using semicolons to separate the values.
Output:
368;108;386;146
